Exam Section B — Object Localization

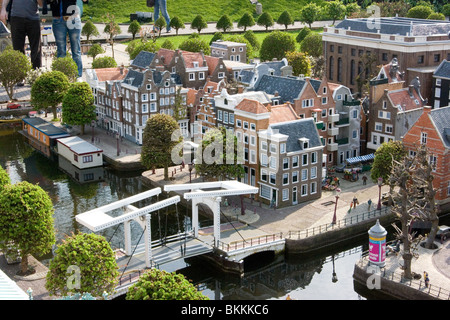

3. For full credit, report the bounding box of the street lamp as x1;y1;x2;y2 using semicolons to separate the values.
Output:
377;177;383;210
91;120;95;143
332;188;341;225
116;132;120;156
188;162;194;183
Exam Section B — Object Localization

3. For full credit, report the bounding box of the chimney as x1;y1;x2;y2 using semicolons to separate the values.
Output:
423;105;432;113
238;85;244;94
120;64;124;75
408;85;414;97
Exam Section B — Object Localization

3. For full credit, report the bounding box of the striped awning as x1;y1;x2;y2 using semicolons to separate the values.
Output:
346;153;375;165
0;269;28;300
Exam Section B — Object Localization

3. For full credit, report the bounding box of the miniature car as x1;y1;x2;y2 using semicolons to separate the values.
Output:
436;225;450;240
6;103;21;109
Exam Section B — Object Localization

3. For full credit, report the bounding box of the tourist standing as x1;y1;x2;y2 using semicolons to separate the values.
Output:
0;0;43;71
153;0;170;33
362;174;367;185
49;0;87;81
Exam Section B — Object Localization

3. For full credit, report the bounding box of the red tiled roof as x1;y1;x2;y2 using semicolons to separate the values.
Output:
157;48;175;66
269;103;299;124
94;68;128;82
180;50;204;69
204;55;220;75
388;88;424;111
235;98;269;114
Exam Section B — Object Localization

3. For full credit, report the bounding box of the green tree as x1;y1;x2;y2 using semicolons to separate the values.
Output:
209;32;224;45
154;16;166;37
243;30;260;51
51;57;78;82
46;232;119;297
406;5;434;18
87;43;105;61
92;56;118;69
299;3;321;29
237;12;255;32
286;51;311;77
0;181;55;275
191;15;208;34
371;140;406;189
345;2;361;17
195;127;244;181
81;20;99;43
0;165;10;191
141;114;182;181
259;31;296;62
62;82;96;135
31;71;70;120
179;37;210;55
326;1;346;25
300;33;323;58
277;10;294;31
128;20;141;40
126;269;208;300
257;12;274;31
296;27;311;44
127;40;160;60
161;39;174;50
427;12;445;19
169;16;185;35
216;14;233;33
0;47;31;101
443;4;450;17
103;13;121;59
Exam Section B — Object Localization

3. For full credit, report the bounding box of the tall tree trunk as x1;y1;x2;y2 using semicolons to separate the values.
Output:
164;165;169;181
20;254;28;275
52;106;58;120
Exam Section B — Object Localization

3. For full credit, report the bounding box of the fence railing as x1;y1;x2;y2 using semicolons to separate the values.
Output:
287;206;390;240
218;233;284;252
356;251;450;300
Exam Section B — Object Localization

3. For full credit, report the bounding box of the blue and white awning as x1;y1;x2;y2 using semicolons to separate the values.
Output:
346;153;375;165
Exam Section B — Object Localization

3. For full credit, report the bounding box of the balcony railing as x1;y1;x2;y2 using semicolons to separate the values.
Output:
336;117;349;126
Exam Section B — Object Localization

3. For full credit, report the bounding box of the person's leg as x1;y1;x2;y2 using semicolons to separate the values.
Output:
153;0;160;22
159;0;170;31
9;16;26;55
52;18;68;58
67;17;83;78
26;19;42;69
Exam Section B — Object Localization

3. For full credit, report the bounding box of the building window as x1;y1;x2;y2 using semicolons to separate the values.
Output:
280;143;286;154
434;54;440;63
283;158;289;170
329;56;334;80
447;181;450;196
282;188;289;201
270;172;276;185
302;154;308;166
270;143;277;153
337;58;343;82
260;184;271;199
417;55;424;64
83;155;93;163
382;53;388;61
269;156;277;169
350;60;355;85
261;169;268;182
301;184;308;196
311;152;317;164
261;141;268;151
375;122;382;132
421;132;427;144
311;182;317;194
385;125;393;134
189;73;195;81
283;173;289;185
292;171;299;183
311;166;317;179
301;169;308;181
292;156;299;168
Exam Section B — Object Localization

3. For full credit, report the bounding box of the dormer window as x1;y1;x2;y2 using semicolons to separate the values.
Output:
299;138;309;149
193;61;199;68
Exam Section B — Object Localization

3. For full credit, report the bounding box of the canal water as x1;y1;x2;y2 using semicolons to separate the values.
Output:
1;124;369;300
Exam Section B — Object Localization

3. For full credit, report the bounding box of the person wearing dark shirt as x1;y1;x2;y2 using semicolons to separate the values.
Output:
0;0;43;71
49;0;86;81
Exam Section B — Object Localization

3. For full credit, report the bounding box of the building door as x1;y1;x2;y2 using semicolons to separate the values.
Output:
271;189;277;207
250;168;255;186
292;187;298;205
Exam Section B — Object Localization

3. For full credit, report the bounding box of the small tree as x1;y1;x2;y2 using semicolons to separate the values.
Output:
277;11;294;31
238;12;255;32
103;13;121;59
81;20;99;43
257;12;274;31
128;20;141;40
46;232;119;298
0;181;55;275
141;114;182;181
126;269;208;300
62;82;96;135
31;71;70;120
179;37;210;55
195;127;244;181
161;39;175;50
0;47;31;101
443;4;450;18
209;31;224;45
296;27;311;44
191;15;208;34
154;16;166;37
87;43;105;61
286;51;311;77
216;14;233;33
244;30;260;51
172;87;187;122
169;16;185;35
325;0;346;25
51;57;78;82
299;3;321;29
260;31;296;62
427;12;445;20
406;5;434;19
300;33;323;58
92;56;117;69
0;165;10;191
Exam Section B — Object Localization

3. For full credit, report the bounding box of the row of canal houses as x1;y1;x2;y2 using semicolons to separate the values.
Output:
86;41;364;208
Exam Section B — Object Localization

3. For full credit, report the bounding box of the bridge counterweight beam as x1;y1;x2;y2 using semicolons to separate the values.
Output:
144;213;152;268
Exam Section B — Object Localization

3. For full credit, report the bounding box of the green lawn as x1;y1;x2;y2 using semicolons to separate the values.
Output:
83;0;327;23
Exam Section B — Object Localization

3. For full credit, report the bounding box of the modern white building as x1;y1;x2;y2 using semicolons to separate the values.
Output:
56;136;103;169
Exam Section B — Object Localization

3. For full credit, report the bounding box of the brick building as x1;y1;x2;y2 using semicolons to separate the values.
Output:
402;106;450;205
